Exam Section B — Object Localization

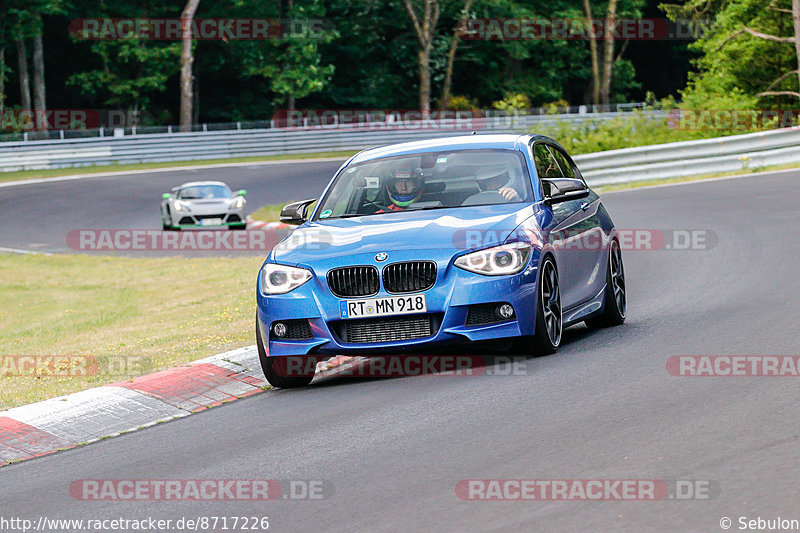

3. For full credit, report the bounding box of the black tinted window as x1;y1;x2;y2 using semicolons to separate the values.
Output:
550;148;577;179
533;144;564;179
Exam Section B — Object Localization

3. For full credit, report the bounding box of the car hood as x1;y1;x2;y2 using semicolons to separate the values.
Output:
272;203;535;265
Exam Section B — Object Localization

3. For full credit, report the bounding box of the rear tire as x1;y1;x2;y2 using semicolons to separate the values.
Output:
585;239;626;328
256;318;315;388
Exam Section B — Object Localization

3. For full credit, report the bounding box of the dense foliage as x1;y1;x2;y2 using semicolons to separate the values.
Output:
0;0;794;126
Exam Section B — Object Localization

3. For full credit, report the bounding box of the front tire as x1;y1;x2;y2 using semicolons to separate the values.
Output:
256;318;315;388
586;239;626;328
531;255;562;355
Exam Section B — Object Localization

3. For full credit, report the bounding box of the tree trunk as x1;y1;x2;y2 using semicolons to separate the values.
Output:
583;0;600;105
32;26;46;112
793;0;800;96
192;71;200;125
0;46;5;114
418;47;431;116
438;0;474;110
16;38;31;111
600;0;618;105
179;0;201;132
402;0;439;118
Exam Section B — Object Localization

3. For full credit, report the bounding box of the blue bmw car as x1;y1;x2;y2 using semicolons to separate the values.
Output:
256;134;626;387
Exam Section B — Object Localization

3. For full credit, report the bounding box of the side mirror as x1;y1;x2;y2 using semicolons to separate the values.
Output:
162;193;171;200
541;178;589;205
236;189;247;197
280;198;317;225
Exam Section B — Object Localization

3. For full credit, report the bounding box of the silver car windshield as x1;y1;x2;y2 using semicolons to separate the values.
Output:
179;185;231;199
315;149;532;220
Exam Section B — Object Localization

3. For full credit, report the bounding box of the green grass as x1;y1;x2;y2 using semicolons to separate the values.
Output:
0;151;357;184
533;110;766;155
249;204;287;224
249;201;317;224
0;253;264;409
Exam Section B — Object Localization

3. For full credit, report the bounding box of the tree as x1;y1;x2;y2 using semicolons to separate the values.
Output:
438;0;474;110
582;0;643;105
179;0;201;131
718;0;800;100
15;36;30;110
663;0;798;107
402;0;440;115
9;0;66;114
237;0;336;112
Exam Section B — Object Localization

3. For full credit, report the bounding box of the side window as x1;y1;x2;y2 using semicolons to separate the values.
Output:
550;148;577;179
532;144;564;179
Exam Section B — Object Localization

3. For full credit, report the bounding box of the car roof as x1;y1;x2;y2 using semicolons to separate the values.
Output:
348;133;563;165
177;181;230;188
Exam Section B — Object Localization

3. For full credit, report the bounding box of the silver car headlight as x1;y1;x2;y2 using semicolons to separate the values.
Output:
455;242;532;276
261;263;312;294
173;200;189;212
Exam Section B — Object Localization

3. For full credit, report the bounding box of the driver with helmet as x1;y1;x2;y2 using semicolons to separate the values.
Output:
379;168;425;212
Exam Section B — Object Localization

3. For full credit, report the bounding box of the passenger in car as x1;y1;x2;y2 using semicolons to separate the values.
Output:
475;166;521;202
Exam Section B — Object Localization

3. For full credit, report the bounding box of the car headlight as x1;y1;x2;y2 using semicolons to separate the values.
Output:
231;196;245;209
173;200;188;212
455;242;532;276
260;264;313;294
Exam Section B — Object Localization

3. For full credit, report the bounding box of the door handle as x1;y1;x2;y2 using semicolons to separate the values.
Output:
580;202;590;211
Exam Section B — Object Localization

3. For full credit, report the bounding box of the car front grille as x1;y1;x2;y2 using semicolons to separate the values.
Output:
382;261;437;293
327;266;380;298
336;315;435;344
195;214;226;220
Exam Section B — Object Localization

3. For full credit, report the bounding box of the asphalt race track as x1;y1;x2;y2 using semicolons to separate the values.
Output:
2;168;800;531
0;159;345;254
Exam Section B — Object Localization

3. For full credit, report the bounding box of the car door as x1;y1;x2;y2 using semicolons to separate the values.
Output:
532;142;600;309
549;145;607;307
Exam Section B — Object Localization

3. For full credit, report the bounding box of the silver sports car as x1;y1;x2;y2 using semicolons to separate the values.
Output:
160;181;248;230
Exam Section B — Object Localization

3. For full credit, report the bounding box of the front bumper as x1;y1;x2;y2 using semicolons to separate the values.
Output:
170;212;246;229
256;250;542;356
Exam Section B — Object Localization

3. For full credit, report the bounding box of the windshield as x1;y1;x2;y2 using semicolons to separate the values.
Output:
314;149;532;220
179;185;232;199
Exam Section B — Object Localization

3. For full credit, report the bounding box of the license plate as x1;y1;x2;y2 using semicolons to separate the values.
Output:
200;218;223;226
339;294;427;319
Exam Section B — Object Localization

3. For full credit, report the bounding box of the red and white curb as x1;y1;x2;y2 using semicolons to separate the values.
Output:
0;348;354;467
246;218;292;231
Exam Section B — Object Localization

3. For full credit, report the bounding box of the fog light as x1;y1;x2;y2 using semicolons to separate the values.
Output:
497;304;515;319
273;322;287;338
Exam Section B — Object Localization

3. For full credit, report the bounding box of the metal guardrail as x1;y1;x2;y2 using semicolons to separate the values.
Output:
0;111;646;173
0;111;795;185
575;128;800;186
